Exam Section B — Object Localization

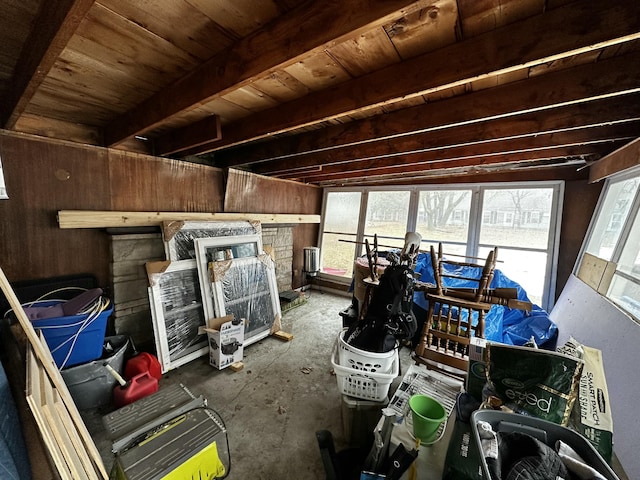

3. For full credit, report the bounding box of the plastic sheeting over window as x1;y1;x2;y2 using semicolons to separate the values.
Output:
206;254;281;346
164;221;261;260
412;253;557;347
148;262;209;373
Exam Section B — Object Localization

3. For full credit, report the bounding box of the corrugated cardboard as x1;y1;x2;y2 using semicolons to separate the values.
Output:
200;315;244;370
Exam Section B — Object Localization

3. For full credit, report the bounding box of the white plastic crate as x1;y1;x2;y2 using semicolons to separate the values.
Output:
338;328;397;373
331;341;399;401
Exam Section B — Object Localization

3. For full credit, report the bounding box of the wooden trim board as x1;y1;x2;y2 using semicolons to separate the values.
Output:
57;210;320;228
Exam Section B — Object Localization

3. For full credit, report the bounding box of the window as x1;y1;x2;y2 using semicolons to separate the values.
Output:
579;167;640;322
364;191;411;251
417;189;472;257
584;175;639;260
0;155;7;199
319;191;362;279
319;182;563;310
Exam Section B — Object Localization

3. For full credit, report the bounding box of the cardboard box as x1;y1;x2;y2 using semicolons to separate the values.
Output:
200;315;244;370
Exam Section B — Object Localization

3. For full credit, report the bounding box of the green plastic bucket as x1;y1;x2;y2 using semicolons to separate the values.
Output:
409;394;446;442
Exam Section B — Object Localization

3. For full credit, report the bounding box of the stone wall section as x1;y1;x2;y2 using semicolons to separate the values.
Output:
261;226;293;293
110;233;165;349
110;227;293;349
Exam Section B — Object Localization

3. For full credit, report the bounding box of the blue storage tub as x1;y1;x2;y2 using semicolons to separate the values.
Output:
31;299;113;368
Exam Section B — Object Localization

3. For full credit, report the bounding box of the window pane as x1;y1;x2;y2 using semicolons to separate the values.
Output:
436;243;468;258
321;192;362;278
320;233;355;278
323;192;361;232
616;205;640;281
608;274;640;320
585;177;639;260
480;188;553;249
363;191;410;253
480;246;547;306
417;190;471;247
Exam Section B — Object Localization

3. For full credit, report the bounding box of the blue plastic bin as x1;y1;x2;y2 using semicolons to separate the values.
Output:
31;299;113;368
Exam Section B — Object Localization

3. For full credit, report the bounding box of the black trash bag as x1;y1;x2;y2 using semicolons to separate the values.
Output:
345;264;418;353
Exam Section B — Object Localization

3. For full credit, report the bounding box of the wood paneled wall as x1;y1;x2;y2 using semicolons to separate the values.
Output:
556;178;603;299
224;168;322;288
0;130;597;300
0;131;226;287
0;133;112;284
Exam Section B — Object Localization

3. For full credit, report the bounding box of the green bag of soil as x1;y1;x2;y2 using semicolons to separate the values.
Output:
485;344;584;426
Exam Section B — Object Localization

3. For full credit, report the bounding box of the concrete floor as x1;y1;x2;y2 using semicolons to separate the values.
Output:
83;289;413;479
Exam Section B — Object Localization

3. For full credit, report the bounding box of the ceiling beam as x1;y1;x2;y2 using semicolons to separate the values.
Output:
589;137;640;183
217;51;640;167
169;0;640;156
323;164;593;187
278;124;638;182
102;0;434;147
314;156;595;186
1;0;95;129
254;95;640;174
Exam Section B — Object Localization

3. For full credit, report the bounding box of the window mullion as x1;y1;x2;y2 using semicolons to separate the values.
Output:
354;190;369;260
467;186;483;259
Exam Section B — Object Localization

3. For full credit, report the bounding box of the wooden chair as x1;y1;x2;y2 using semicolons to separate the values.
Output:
413;243;498;377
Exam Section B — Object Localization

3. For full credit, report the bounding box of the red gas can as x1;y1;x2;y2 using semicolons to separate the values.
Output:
124;352;162;380
112;371;159;408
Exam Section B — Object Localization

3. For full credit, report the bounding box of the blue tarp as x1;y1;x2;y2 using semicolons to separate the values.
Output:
412;252;557;347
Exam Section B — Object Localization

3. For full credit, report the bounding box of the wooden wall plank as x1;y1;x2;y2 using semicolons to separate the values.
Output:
589;137;640;183
224;169;322;288
57;210;321;228
223;168;321;214
107;150;225;212
555;180;603;299
0;131;111;284
0;130;320;292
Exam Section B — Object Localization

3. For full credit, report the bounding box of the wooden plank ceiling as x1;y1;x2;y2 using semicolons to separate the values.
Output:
1;0;639;186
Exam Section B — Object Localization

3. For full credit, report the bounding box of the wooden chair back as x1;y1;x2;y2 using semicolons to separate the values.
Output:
413;243;498;377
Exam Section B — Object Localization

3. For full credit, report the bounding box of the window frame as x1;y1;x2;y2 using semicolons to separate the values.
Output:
318;181;564;311
576;165;640;323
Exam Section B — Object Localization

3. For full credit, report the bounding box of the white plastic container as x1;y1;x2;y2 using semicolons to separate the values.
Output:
331;340;399;401
338;328;397;374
